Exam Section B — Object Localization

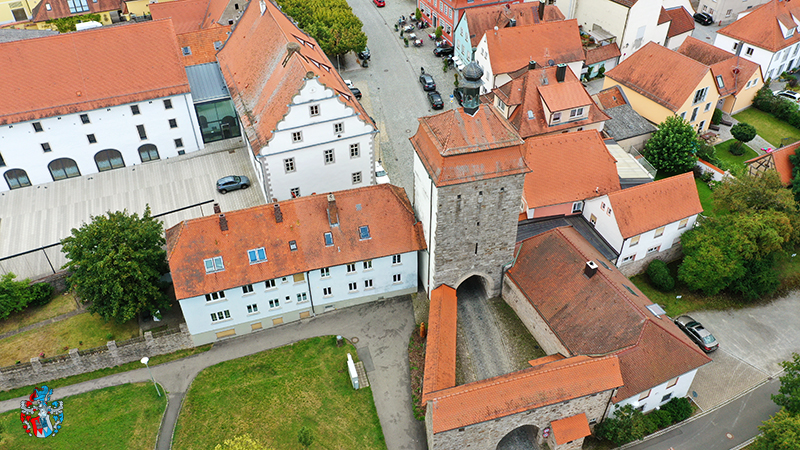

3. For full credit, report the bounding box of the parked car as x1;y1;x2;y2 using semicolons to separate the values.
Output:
358;46;371;61
693;12;713;25
428;91;444;109
419;73;436;91
216;175;250;194
674;315;719;352
453;87;464;106
433;46;454;57
375;161;390;184
373;0;385;6
344;80;362;99
774;89;800;102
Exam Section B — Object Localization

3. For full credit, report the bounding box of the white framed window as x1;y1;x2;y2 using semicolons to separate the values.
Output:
210;310;230;322
268;298;280;309
164;99;173;109
350;143;360;158
600;202;606;211
679;218;689;229
392;254;402;264
621;254;635;263
324;232;333;246
205;291;226;302
347;263;356;273
204;256;224;273
572;201;583;213
630;235;640;246
690;107;699;122
242;284;254;294
570;107;584;117
680;112;686;120
265;279;276;289
552;111;562;122
654;226;665;237
352;172;362;184
348;282;357;292
746;47;754;56
320;267;330;277
309;104;320;116
693;87;708;104
363;260;373;270
284;158;296;173
291;187;300;198
705;102;712;112
334;122;344;134
647;245;660;254
247;303;258;314
661;393;672;403
292;131;302;143
324;149;335;164
393;274;402;283
297;292;308;302
364;279;373;289
248;247;267;264
323;287;332;296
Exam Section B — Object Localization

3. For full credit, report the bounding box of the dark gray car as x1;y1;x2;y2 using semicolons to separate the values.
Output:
674;315;719;352
216;175;250;194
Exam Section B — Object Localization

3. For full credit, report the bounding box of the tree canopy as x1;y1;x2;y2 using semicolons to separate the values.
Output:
730;122;757;144
644;116;698;175
61;206;169;323
275;0;367;56
772;353;800;415
753;409;800;450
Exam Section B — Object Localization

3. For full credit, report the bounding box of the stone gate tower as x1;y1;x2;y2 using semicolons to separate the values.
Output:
411;62;530;298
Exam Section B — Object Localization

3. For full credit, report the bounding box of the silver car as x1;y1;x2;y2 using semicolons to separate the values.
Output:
674;315;718;353
216;175;250;194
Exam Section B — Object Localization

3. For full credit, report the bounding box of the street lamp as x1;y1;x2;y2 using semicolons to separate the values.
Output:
140;356;161;397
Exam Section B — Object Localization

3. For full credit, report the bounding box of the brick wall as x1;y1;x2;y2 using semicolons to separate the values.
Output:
0;324;193;390
617;243;683;277
502;275;570;356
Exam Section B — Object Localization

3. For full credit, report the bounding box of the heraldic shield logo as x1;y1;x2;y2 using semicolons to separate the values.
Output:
20;385;64;438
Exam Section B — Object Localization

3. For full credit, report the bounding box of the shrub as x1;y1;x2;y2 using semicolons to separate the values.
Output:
648;408;673;428
647;260;675;291
28;282;54;307
598;64;606;77
595;404;656;445
696;141;719;165
711;108;723;125
730;122;757;144
729;141;746;156
660;397;693;423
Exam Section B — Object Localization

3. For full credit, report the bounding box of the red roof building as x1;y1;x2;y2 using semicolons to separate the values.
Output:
746;141;800;184
150;0;233;67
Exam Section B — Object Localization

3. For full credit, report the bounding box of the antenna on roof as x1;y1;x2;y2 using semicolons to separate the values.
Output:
282;42;301;67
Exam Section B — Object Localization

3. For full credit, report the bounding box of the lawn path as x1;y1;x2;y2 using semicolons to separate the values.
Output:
0;306;89;340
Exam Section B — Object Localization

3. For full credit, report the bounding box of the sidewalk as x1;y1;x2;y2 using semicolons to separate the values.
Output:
0;297;427;450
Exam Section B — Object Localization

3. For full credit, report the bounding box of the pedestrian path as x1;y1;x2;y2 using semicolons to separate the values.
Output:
0;305;88;341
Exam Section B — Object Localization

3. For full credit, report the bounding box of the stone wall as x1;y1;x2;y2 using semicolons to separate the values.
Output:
502;276;570;356
428;389;612;450
617;243;683;277
432;175;525;297
0;324;193;390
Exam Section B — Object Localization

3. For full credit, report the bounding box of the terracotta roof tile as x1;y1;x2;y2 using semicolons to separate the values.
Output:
150;0;208;33
607;172;703;238
464;3;564;47
203;0;231;28
551;413;591;445
177;26;231;66
746;141;799;184
506;226;710;401
609;0;637;8
595;85;628;109
584;42;621;66
606;42;711;112
31;0;126;22
409;104;530;186
528;354;565;367
523;130;621;209
658;7;671;25
677;37;761;97
666;7;695;38
494;66;609;138
422;285;458;403
485;19;583;75
538;79;593;111
216;0;372;153
0;20;190;125
427;355;623;433
166;184;426;300
718;0;800;52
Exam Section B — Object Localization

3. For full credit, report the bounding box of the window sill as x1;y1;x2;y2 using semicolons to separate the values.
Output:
363;268;374;272
364;286;374;290
349;290;358;294
205;298;228;305
346;272;357;276
211;318;233;325
246;311;260;316
297;300;309;304
264;287;277;292
323;295;333;298
242;292;255;297
268;307;281;311
392;281;402;285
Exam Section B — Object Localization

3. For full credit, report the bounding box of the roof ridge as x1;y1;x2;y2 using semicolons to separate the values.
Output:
608;171;693;198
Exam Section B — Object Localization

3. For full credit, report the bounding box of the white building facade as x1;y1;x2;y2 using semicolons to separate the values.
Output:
1;93;202;192
608;368;699;417
714;32;800;81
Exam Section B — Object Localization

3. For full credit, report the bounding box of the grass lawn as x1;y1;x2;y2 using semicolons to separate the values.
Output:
0;312;140;366
0;345;212;402
733;108;800;147
172;336;386;450
695;179;714;216
714;139;759;170
0;383;166;450
0;293;78;336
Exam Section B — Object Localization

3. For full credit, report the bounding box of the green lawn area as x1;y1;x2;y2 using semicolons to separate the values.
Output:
0;292;78;336
0;383;166;450
733;108;800;147
695;179;714;216
172;336;386;450
0;312;140;366
714;139;759;170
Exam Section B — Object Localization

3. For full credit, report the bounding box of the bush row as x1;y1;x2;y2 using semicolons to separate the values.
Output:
595;398;693;446
0;273;54;321
752;87;800;128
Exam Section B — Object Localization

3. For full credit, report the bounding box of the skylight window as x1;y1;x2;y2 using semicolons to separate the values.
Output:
247;247;267;264
289;240;298;251
716;75;724;88
204;256;224;273
359;226;371;240
324;232;334;247
623;284;639;297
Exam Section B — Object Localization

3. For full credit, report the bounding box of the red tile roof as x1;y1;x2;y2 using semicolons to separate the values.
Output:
216;0;372;153
505;226;710;402
595;85;628;109
409;104;530;187
31;0;127;22
658;7;671;25
606;42;711;112
551;413;591;445
150;0;208;33
464;3;564;47
538;79;593;112
677;37;761;97
666;7;695;38
177;26;231;66
607;172;703;238
718;0;800;52
528;354;565;367
609;0;638;8
166;184;426;300
0;20;190;125
522;130;621;209
427;355;623;433
745;141;799;184
493;66;610;138
484;19;583;75
422;285;458;403
203;0;231;28
584;43;621;66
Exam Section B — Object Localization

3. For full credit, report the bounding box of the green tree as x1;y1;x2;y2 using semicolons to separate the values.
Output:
772;353;800;414
752;409;800;450
45;13;101;32
61;206;169;323
276;0;367;56
0;274;53;320
644;115;698;175
714;170;796;214
730;122;757;144
789;153;800;203
415;7;422;22
214;434;274;450
595;404;656;446
298;426;314;448
435;25;443;40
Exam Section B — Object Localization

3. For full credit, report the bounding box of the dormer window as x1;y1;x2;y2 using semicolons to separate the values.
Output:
552;112;562;122
569;107;584;118
204;256;224;273
789;27;796;38
247;247;267;264
716;75;725;89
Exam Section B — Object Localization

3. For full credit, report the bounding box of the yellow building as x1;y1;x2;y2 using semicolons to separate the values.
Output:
0;0;35;25
603;41;720;133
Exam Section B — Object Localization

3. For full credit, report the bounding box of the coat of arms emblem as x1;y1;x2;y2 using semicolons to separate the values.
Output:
20;385;64;438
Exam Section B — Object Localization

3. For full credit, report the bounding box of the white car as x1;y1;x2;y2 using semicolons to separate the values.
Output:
375;161;390;184
774;90;800;102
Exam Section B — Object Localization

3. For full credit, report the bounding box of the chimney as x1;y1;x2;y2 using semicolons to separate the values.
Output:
538;0;545;21
556;63;567;83
273;203;283;223
584;261;598;278
327;193;339;227
218;214;228;231
528;60;536;70
213;203;221;214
